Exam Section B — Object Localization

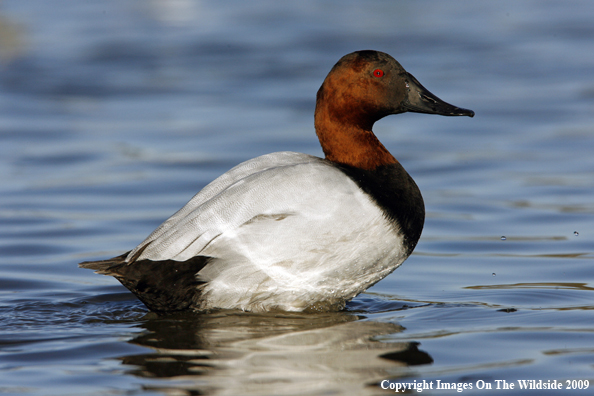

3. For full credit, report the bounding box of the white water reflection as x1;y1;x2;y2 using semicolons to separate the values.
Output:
122;312;432;395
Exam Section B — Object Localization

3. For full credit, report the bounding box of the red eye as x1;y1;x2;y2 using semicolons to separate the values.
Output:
373;69;384;78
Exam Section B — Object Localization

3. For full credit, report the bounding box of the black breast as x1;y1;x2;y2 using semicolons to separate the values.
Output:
336;162;425;255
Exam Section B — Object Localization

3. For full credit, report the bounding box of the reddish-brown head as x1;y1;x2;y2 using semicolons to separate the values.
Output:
316;51;409;131
315;50;473;169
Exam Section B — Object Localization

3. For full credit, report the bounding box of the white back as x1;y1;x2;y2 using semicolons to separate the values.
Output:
126;152;407;311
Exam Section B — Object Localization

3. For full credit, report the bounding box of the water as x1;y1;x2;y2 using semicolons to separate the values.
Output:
1;1;594;395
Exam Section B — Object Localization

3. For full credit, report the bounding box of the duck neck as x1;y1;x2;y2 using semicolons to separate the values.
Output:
315;105;397;170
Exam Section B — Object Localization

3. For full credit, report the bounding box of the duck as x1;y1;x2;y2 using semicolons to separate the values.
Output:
80;50;474;314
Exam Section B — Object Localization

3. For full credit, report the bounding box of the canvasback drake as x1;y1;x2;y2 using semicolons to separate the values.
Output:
80;50;474;313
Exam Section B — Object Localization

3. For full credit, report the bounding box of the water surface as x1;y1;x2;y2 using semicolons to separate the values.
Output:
1;1;594;395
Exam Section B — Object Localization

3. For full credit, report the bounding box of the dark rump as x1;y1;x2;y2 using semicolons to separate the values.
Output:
80;253;212;314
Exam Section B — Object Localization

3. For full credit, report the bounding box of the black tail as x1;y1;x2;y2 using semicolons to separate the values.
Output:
80;252;212;314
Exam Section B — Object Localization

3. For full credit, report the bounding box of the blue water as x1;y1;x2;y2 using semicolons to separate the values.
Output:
1;1;594;395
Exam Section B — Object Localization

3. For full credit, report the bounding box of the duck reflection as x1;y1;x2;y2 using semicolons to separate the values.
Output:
119;310;432;395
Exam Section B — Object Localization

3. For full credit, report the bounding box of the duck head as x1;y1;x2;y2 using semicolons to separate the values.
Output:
316;50;474;130
314;50;474;169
